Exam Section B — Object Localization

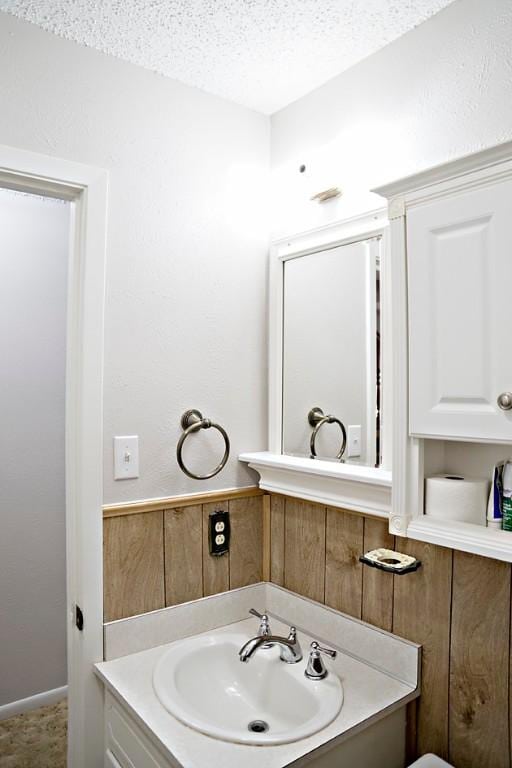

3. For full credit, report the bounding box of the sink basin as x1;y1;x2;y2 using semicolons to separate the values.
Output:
153;630;343;745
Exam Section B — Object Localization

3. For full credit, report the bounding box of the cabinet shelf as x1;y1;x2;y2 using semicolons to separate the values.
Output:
239;451;392;518
407;516;512;563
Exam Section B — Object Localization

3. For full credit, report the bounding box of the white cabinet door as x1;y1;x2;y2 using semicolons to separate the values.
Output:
407;178;512;442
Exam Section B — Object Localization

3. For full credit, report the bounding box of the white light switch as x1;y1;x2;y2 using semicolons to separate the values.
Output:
114;436;139;480
346;425;361;458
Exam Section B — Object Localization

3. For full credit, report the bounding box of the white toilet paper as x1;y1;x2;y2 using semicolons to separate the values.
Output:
424;474;490;526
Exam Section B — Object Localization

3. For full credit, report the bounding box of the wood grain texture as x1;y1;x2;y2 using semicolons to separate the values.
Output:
103;510;164;621
164;505;203;606
103;486;263;518
262;494;271;582
393;539;453;760
270;494;285;586
284;498;326;602
202;502;230;596
449;551;510;768
405;701;418;766
325;509;364;619
361;517;395;631
267;493;512;765
229;496;263;589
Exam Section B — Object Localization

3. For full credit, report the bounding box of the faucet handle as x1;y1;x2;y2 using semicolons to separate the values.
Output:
312;641;337;659
305;641;337;680
249;608;271;637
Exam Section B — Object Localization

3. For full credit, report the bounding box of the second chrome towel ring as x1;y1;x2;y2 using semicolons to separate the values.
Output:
308;407;347;462
177;409;230;480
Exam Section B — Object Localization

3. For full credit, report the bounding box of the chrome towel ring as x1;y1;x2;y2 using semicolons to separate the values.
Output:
308;407;347;462
177;409;230;480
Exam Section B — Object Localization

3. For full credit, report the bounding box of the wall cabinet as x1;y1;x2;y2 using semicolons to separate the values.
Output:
407;178;512;442
375;140;512;562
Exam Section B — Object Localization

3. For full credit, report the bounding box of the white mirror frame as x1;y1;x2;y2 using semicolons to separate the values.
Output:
240;208;393;518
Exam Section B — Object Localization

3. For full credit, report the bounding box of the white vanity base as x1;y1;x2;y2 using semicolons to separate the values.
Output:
104;689;406;768
105;691;173;768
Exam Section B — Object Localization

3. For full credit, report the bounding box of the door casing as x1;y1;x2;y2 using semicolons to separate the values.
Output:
0;143;108;767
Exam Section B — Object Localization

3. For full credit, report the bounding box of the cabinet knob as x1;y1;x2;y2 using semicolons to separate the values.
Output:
497;392;512;411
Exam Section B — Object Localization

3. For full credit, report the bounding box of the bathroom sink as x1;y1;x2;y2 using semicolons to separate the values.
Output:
152;630;343;745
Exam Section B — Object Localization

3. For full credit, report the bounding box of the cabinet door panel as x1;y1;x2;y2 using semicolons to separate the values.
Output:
407;179;512;441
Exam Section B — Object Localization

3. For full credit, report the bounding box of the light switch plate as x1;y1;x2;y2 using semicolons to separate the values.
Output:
114;436;139;480
346;425;361;458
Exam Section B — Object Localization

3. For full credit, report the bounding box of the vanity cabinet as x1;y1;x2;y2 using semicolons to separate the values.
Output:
407;177;512;442
105;691;175;768
103;689;407;768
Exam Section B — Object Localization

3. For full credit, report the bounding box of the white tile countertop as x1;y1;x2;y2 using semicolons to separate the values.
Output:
95;583;420;768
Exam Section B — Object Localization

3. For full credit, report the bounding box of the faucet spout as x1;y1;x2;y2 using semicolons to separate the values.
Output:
239;627;302;664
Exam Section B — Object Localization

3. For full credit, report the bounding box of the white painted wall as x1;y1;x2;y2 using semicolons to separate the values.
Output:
0;188;70;706
0;12;269;504
270;0;512;238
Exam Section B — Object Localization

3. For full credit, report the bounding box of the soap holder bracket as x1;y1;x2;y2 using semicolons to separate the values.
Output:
359;548;421;575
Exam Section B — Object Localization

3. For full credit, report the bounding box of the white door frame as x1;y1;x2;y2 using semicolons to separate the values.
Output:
0;144;108;767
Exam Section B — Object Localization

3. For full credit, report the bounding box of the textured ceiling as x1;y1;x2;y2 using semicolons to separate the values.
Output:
0;0;456;113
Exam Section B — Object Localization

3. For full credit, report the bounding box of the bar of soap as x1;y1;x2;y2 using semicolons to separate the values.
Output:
360;548;421;574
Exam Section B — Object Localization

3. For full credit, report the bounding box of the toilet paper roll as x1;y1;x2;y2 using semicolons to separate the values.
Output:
424;475;490;526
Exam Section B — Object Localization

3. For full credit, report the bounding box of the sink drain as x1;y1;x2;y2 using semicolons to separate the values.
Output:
248;720;269;734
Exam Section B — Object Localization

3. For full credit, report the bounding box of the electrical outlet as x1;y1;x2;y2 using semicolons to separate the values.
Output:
209;510;230;556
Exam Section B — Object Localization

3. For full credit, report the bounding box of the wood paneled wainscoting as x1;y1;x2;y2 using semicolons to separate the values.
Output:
103;489;512;768
269;493;512;768
103;487;265;622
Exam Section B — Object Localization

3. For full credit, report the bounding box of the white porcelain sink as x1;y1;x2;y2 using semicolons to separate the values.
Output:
152;631;343;745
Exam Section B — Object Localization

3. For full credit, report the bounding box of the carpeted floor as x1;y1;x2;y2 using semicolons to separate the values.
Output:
0;699;67;767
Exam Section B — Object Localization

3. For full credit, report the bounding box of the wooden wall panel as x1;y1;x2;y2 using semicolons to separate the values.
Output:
270;494;285;586
262;494;271;581
229;496;263;589
361;517;394;632
393;540;453;760
104;510;164;621
325;509;364;618
202;502;230;597
449;551;511;768
104;489;264;620
267;495;512;765
284;498;326;602
164;505;203;606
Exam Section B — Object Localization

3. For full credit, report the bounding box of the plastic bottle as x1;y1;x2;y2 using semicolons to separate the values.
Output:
487;461;505;529
502;461;512;531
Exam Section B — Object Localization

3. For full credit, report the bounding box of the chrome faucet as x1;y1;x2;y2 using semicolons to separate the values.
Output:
239;626;302;664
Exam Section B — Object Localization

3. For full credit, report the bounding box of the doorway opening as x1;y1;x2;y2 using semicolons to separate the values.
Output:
0;186;72;764
0;146;107;768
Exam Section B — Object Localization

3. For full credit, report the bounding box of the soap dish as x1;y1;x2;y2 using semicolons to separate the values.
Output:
359;548;421;575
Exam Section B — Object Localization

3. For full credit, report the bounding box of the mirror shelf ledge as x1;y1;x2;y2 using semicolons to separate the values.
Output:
239;451;391;518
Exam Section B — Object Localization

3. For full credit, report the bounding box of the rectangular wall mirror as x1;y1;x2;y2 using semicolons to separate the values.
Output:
282;237;381;467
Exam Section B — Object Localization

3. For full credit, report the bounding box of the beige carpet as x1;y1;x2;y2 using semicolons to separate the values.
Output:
0;699;67;767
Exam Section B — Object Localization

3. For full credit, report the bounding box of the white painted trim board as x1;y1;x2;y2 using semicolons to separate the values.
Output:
0;685;68;721
0;143;107;767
